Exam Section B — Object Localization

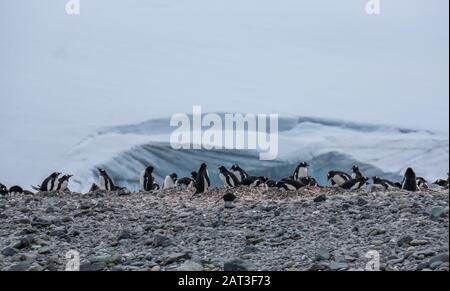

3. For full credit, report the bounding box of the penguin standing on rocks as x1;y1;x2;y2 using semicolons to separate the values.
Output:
340;177;369;190
327;171;352;187
163;173;178;190
195;163;211;194
176;172;197;190
219;166;240;188
402;168;417;192
0;183;9;196
89;183;100;192
293;162;309;181
56;175;73;192
140;166;155;192
416;177;429;190
371;176;401;190
351;165;364;179
221;193;237;209
32;172;61;192
230;164;249;183
98;169;117;191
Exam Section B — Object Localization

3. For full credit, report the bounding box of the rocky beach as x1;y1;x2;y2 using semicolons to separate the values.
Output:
0;187;448;271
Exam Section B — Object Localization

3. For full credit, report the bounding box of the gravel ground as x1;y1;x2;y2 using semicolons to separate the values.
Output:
0;187;448;271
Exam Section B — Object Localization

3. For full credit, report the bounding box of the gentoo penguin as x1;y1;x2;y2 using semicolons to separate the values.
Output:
140;166;155;192
340;177;369;190
230;164;249;183
402;168;417;192
327;171;352;187
176;172;197;190
351;165;364;179
241;176;268;188
416;177;429;190
293;162;309;181
98;169;117;191
89;183;100;192
219;166;241;188
9;186;24;195
0;183;8;196
163;173;178;190
277;179;305;191
222;193;237;208
434;174;449;188
56;175;73;192
32;172;61;192
372;176;401;190
195;163;211;194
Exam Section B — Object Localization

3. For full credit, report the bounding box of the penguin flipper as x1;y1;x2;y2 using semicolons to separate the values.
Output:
31;185;41;191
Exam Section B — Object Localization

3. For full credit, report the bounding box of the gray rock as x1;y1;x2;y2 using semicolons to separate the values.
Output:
177;261;204;271
1;247;17;257
80;262;107;272
329;261;349;271
151;234;173;247
430;207;449;219
429;254;449;266
31;216;53;227
7;262;32;271
224;259;256;271
164;253;191;265
314;195;327;203
117;230;132;241
316;248;331;261
397;235;413;247
13;236;35;250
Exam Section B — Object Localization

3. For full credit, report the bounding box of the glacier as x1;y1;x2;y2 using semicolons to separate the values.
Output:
62;115;449;192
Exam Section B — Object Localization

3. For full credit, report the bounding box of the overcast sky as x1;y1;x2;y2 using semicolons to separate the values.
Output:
0;0;449;133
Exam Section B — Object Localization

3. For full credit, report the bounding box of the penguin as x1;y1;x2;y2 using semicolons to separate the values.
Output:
277;179;305;191
293;162;309;181
434;174;449;188
372;176;401;190
351;165;364;179
140;166;155;192
327;171;352;187
340;177;369;190
9;186;24;195
219;166;241;188
1;183;9;196
152;183;161;191
241;176;268;188
176;172;197;190
230;164;249;183
32;172;61;192
402;168;417;192
195;163;211;194
163;173;178;190
266;180;278;188
222;193;237;208
89;183;100;192
416;177;429;190
98;169;117;191
56;175;72;192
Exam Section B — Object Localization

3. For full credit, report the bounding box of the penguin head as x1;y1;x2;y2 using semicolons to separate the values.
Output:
169;173;178;181
199;163;208;172
0;183;7;193
98;168;107;175
145;166;154;174
191;171;198;179
218;166;227;173
405;168;416;178
59;175;73;182
223;193;237;202
258;176;269;183
352;165;359;172
51;172;62;178
299;162;309;168
230;165;237;171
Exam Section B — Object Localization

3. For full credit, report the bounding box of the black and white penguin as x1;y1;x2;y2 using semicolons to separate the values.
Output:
8;186;24;195
89;183;100;192
140;166;155;192
152;183;161;191
402;168;417;192
230;164;249;183
0;183;8;196
241;176;268;188
372;176;401;190
351;165;364;179
176;172;197;190
163;173;178;190
266;180;278;188
434;174;449;188
195;163;211;194
98;169;117;191
56;175;73;192
416;177;429;190
32;172;61;192
223;192;237;208
327;171;352;187
340;177;369;190
277;179;305;191
219;166;240;188
293;162;309;181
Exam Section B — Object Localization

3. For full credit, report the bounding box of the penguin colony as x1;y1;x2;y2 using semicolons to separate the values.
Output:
1;163;448;201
